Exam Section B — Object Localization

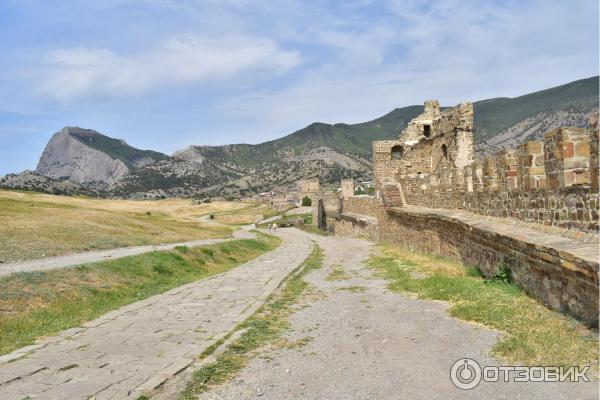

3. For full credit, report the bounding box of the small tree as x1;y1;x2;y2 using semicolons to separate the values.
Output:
301;196;312;206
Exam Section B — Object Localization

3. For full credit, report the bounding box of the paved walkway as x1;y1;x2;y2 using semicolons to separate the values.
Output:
200;233;597;400
0;229;313;400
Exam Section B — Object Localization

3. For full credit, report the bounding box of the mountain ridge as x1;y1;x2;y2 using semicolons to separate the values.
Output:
2;76;597;198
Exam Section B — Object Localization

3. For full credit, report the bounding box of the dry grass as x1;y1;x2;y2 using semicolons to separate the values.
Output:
369;243;599;368
382;245;469;277
325;265;350;281
0;190;249;262
212;204;282;225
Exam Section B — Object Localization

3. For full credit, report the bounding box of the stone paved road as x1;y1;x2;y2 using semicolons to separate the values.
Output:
201;234;598;400
0;229;312;400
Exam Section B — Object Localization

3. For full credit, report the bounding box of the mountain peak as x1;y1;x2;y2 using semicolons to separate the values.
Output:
35;127;169;186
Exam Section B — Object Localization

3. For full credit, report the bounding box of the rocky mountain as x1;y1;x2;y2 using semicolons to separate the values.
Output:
473;76;598;152
2;76;597;199
35;127;168;186
111;144;372;199
0;170;106;197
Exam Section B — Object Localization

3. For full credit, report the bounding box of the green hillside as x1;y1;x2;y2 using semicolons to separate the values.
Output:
473;76;598;141
194;76;597;165
194;105;423;166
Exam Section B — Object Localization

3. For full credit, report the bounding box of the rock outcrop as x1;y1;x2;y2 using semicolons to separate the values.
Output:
0;170;105;196
36;127;130;186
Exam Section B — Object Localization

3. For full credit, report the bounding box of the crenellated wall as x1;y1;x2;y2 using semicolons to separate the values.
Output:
327;104;599;325
374;126;599;232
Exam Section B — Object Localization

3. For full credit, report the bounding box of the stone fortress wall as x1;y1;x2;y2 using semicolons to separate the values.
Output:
372;101;598;232
322;101;599;326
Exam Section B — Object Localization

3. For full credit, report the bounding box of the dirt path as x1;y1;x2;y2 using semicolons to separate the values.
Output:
0;229;313;400
0;220;255;277
200;233;597;400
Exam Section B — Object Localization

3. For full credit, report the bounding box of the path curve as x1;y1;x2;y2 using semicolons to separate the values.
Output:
0;228;313;400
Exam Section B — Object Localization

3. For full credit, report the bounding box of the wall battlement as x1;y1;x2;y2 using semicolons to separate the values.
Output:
328;102;599;325
373;102;599;232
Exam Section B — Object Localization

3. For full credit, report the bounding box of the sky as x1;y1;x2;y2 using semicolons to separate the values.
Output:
0;0;598;175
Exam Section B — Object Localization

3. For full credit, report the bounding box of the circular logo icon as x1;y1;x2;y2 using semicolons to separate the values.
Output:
450;358;482;390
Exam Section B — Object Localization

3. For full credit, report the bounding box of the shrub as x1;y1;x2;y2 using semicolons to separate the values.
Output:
301;196;312;206
487;264;511;284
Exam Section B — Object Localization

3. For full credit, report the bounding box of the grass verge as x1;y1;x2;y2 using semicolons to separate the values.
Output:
179;244;324;399
296;224;329;236
211;204;285;226
0;233;281;355
367;244;598;368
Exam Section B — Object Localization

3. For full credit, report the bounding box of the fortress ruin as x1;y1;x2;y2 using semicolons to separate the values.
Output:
315;101;599;326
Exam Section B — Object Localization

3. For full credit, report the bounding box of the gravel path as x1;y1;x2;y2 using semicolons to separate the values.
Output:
200;234;597;400
0;229;312;400
0;220;255;277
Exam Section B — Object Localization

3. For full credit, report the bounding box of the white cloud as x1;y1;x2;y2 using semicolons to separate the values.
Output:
217;0;598;141
40;34;301;101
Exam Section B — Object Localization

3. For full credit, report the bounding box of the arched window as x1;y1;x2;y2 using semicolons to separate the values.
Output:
441;144;448;159
391;145;403;160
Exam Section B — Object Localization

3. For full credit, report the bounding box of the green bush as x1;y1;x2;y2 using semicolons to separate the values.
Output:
301;196;312;206
487;264;511;285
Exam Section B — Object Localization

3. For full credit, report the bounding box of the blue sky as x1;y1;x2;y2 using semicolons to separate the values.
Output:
0;0;597;175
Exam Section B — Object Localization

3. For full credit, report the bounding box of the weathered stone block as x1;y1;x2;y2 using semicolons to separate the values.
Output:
524;141;543;153
341;179;354;200
563;159;589;169
575;141;590;157
483;156;498;190
544;128;591;189
563;141;574;158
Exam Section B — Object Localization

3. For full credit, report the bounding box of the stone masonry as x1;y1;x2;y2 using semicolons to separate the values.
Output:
329;101;599;325
371;102;599;233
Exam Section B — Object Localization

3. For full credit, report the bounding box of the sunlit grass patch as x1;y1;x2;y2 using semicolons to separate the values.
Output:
325;265;350;281
0;234;281;355
337;285;367;293
179;245;324;399
367;244;598;368
211;204;284;226
0;190;240;262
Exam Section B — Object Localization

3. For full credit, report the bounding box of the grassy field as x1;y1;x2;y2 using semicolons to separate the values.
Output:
0;233;281;355
211;203;284;226
180;245;323;399
368;244;598;368
0;190;249;262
